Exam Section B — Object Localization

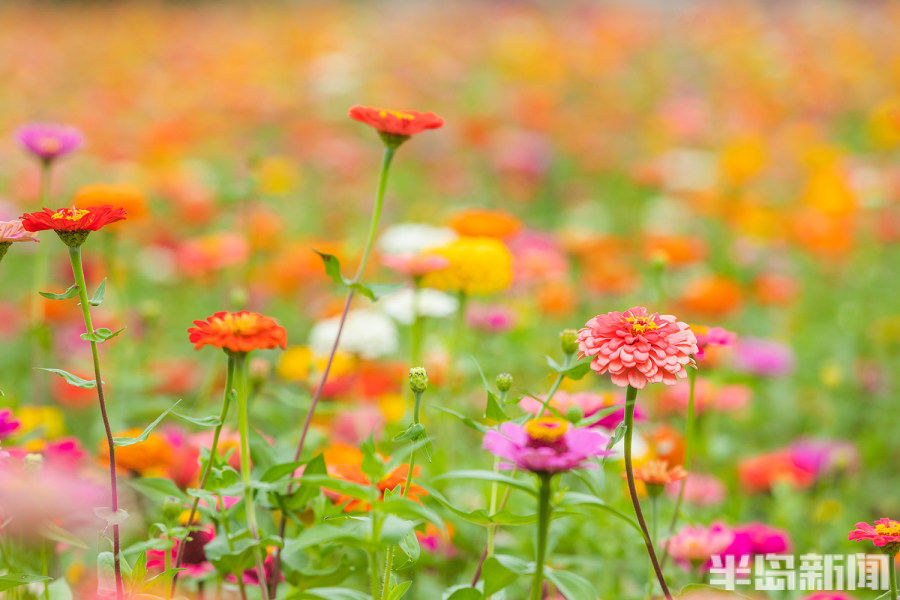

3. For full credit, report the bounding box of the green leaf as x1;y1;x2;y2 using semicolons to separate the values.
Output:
313;250;402;301
173;412;222;428
387;580;412;600
298;588;371;600
47;579;73;600
557;492;641;533
113;400;181;446
128;477;186;501
433;405;488;434
204;534;258;575
545;568;599;600
39;368;96;389
81;327;125;343
39;285;78;300
398;528;420;562
443;587;483;600
89;278;107;306
393;423;426;443
298;475;377;503
544;355;564;371
434;470;537;496
314;250;345;285
41;523;89;549
563;360;592;380
484;390;507;422
0;574;51;592
379;497;445;530
261;460;304;483
482;556;520;595
378;515;416;544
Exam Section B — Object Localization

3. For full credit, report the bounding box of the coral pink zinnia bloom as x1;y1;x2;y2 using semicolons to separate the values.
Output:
577;307;698;389
21;206;127;233
349;105;444;137
482;417;611;473
848;518;900;548
0;220;38;243
668;522;734;567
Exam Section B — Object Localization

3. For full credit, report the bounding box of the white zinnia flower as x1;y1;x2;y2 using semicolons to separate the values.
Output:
308;309;398;360
379;288;459;325
377;223;457;256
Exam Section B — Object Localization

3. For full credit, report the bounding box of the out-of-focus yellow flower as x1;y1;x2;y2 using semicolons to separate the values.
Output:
422;236;513;296
719;135;767;184
312;351;356;378
277;346;313;381
868;99;900;149
819;363;843;388
258;155;300;195
377;393;406;424
17;406;65;439
800;167;856;216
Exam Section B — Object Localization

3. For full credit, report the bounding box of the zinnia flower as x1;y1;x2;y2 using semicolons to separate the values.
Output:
665;473;726;507
482;417;611;473
732;337;795;377
577;307;698;389
629;459;687;491
381;253;450;277
0;410;21;439
693;325;737;361
348;105;444;139
16;122;84;162
379;288;458;325
74;183;147;221
449;208;521;239
308;309;398;359
668;522;734;568
188;311;287;355
849;518;900;549
147;526;214;578
377;223;457;256
21;206;127;247
421;236;514;296
0;220;39;244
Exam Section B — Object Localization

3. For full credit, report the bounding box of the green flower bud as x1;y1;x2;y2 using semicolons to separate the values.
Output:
162;498;183;522
496;372;513;392
560;329;579;355
565;405;584;423
409;367;428;393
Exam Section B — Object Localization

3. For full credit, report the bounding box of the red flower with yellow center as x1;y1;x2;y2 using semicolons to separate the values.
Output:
188;311;287;354
21;206;127;233
349;105;444;137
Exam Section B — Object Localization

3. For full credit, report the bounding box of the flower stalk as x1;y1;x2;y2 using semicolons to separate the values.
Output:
530;473;552;600
67;244;123;600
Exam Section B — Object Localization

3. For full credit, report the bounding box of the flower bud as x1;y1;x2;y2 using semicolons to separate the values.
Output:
560;329;579;355
162;499;183;522
495;372;513;392
565;405;584;423
409;367;428;393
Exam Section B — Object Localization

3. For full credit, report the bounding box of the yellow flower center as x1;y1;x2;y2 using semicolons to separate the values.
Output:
52;208;89;221
218;312;263;335
875;521;900;536
525;417;569;443
379;110;415;121
623;315;659;334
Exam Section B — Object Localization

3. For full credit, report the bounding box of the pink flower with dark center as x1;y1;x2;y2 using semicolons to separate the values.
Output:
849;518;900;548
382;253;449;277
482;417;611;473
577;307;698;389
16;122;84;162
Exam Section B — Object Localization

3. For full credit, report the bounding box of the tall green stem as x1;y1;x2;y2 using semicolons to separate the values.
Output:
234;353;270;600
661;367;696;568
890;550;898;600
171;355;236;596
530;474;552;600
67;244;123;600
623;385;672;600
355;147;396;282
410;280;424;367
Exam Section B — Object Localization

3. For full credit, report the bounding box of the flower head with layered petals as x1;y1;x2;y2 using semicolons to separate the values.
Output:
16;122;83;162
849;518;900;549
577;307;698;389
0;221;38;243
349;105;444;139
188;311;287;355
482;417;611;474
21;206;127;247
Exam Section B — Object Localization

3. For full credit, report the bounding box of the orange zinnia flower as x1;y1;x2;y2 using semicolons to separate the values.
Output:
630;459;687;486
348;105;444;139
74;184;147;221
99;428;174;477
449;208;522;239
322;444;427;512
188;311;287;354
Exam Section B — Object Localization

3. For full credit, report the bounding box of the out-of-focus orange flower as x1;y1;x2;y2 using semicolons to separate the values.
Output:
537;282;576;317
719;135;767;184
738;451;816;494
868;99;900;149
449;209;521;239
101;428;174;477
247;207;284;251
322;443;427;512
626;459;687;496
800;167;856;217
258;242;341;296
753;273;799;306
176;233;249;278
681;275;742;316
790;207;855;257
73;183;147;221
644;235;706;267
649;425;685;467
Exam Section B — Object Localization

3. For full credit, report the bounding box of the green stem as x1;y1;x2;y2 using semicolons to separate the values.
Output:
530;474;552;600
171;355;236;596
234;353;270;600
624;385;673;600
217;492;248;600
661;367;696;568
890;550;898;600
68;244;123;600
410;280;424;368
369;513;383;598
538;353;571;417
354;146;396;282
452;290;468;358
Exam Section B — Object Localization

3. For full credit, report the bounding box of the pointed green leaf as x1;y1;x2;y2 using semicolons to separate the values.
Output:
89;278;107;306
173;412;222;428
39;368;96;389
113;400;181;446
39;285;79;300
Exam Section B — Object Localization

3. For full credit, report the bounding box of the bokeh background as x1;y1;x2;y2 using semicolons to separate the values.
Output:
0;1;898;598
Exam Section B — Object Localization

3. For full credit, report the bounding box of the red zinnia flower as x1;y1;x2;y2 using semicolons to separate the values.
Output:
349;105;444;138
21;206;127;233
188;311;287;354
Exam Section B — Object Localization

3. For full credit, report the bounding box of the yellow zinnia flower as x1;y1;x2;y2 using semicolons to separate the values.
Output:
421;236;513;296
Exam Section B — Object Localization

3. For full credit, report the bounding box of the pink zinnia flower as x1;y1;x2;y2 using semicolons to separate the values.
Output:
16;122;84;162
382;253;449;277
848;518;900;548
482;417;611;474
801;594;857;600
658;379;751;415
519;391;646;430
466;304;516;333
666;472;726;507
0;220;39;243
0;409;21;439
732;337;795;377
694;326;737;361
577;307;698;389
788;438;859;477
668;522;734;568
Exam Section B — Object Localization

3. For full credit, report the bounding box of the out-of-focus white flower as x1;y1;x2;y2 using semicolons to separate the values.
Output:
377;223;457;256
308;309;398;359
379;288;458;325
660;148;717;193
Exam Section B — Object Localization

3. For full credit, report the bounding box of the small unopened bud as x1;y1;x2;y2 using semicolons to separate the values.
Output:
496;373;513;392
409;367;428;393
162;499;183;522
565;405;584;423
560;329;579;355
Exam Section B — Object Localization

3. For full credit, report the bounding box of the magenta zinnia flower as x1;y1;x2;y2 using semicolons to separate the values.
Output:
668;522;734;568
482;417;611;473
577;306;698;389
849;518;900;548
0;409;21;439
147;526;215;578
16;122;84;162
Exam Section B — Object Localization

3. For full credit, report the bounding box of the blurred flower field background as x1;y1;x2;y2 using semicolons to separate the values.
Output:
0;1;898;599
